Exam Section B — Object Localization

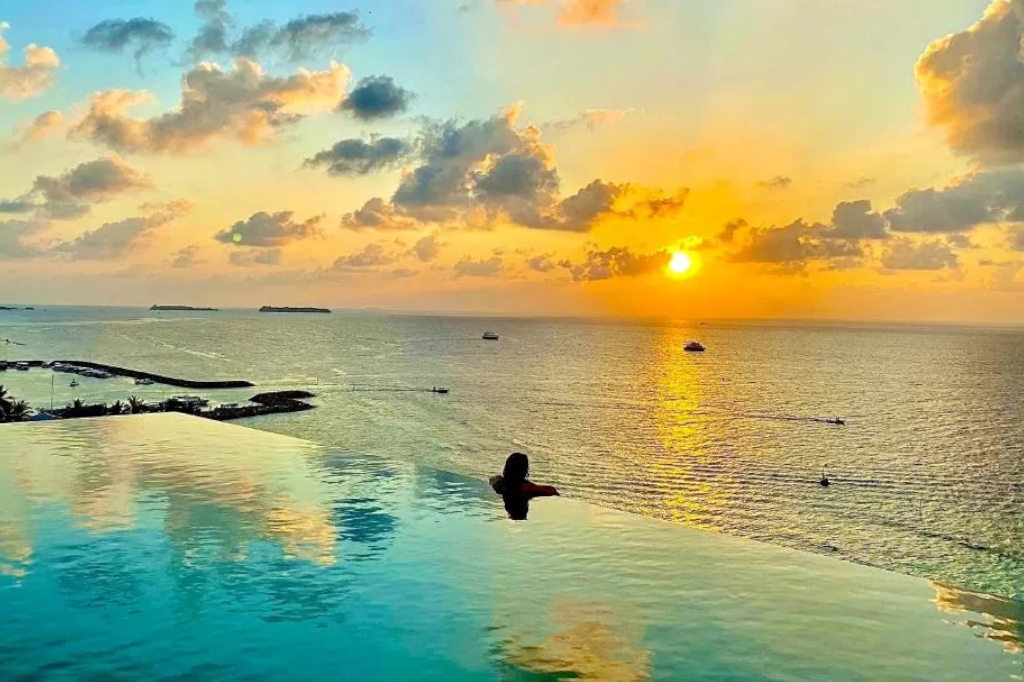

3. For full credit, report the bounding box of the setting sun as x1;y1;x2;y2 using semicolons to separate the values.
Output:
668;252;694;276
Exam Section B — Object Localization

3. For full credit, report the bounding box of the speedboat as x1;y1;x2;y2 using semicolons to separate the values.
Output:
684;341;705;352
482;331;499;340
431;386;450;394
69;380;79;388
134;377;154;385
14;362;29;371
171;395;209;408
826;417;845;426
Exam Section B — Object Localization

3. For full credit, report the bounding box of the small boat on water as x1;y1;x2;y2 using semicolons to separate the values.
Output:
134;377;154;385
0;361;7;371
14;362;29;371
482;331;499;341
171;395;209;408
431;386;450;394
825;417;845;426
69;380;79;388
684;341;705;352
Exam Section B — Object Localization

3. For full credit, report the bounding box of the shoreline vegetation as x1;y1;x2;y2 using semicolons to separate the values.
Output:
150;305;219;311
0;384;314;424
259;306;331;314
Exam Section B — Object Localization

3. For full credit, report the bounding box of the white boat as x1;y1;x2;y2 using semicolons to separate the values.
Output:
14;362;29;371
69;380;79;388
482;331;499;340
171;395;209;408
684;341;705;352
134;377;154;385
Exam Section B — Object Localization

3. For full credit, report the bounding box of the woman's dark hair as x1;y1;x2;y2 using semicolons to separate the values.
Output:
503;452;529;490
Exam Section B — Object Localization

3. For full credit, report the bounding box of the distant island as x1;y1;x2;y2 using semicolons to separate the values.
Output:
0;306;33;311
151;305;219;311
259;306;331;314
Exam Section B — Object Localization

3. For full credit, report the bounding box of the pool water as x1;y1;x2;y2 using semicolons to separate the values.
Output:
0;414;1021;680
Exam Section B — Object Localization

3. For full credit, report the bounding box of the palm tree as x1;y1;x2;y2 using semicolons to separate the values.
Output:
66;398;85;418
7;400;30;422
109;400;125;416
127;395;145;414
0;384;11;415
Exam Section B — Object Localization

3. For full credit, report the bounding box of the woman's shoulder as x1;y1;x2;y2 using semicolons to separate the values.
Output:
489;475;505;494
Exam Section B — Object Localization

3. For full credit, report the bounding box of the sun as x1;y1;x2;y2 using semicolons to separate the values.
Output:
668;251;693;275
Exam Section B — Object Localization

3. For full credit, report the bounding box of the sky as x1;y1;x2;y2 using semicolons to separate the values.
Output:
2;0;1024;322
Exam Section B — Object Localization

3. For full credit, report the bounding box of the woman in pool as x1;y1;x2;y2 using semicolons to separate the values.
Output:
489;452;559;520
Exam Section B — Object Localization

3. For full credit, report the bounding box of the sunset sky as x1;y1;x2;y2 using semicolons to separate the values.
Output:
2;0;1023;321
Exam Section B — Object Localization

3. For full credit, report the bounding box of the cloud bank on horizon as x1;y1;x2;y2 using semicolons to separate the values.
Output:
1;0;1023;319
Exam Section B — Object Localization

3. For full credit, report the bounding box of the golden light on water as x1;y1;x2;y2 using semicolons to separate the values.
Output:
668;251;694;277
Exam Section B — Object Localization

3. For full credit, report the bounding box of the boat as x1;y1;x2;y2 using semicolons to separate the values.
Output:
84;369;113;379
684;341;705;352
69;380;79;388
14;362;29;371
431;387;450;394
0;361;7;371
825;418;846;426
170;395;209;408
482;331;499;341
134;377;155;385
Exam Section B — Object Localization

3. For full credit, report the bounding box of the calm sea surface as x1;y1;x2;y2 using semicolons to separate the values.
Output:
2;306;1023;598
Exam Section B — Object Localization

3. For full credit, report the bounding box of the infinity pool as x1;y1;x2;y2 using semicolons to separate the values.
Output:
0;414;1020;680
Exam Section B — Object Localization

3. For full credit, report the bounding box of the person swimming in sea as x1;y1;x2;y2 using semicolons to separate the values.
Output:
489;452;559;520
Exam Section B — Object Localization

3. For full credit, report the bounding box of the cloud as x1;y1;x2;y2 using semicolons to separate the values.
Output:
81;18;174;70
412;234;442;262
758;176;793;191
827;200;888;240
0;219;48;259
847;176;875;189
0;199;34;213
1011;227;1024;251
71;59;351;154
229;248;282;266
304;136;411;176
215;211;322;247
562;246;670;282
947;233;974;249
881;239;959;271
189;3;370;63
455;255;504;277
884;168;1024;233
545;108;634;131
332;243;396;269
916;0;1024;165
527;253;557;272
628;187;689;218
9;110;64;147
557;0;629;26
3;157;152;220
718;219;745;244
731;219;863;267
339;75;414;121
0;23;60;100
171;245;202;268
54;202;190;260
341;197;417;230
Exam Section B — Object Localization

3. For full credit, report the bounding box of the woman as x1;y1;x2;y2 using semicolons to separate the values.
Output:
489;452;559;520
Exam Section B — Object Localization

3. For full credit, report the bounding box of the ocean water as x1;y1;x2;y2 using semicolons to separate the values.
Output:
1;306;1023;599
1;414;1021;680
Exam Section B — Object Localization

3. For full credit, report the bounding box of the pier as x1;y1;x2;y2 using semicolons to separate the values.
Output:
49;360;254;389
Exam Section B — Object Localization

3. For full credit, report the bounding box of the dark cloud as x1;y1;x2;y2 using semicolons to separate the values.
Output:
305;137;411;176
340;75;414;121
828;199;888;240
3;157;152;220
731;219;863;267
557;180;624;231
916;0;1024;165
718;219;745;244
758;175;792;191
229;248;282;266
882;239;959;271
81;18;174;70
54;202;190;260
188;3;369;63
171;245;202;268
332;243;395;269
947;233;974;249
631;188;689;218
884;169;1024;233
0;219;47;259
0;199;34;213
215;211;322;247
412;234;441;262
847;176;875;189
527;253;556;272
341;197;416;230
71;60;349;154
562;246;670;282
1011;227;1024;251
454;255;503;277
0;24;61;100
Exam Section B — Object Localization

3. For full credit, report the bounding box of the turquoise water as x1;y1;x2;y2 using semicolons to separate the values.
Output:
1;415;1022;680
2;306;1024;599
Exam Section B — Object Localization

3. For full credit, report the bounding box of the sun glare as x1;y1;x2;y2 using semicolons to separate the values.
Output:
668;251;693;276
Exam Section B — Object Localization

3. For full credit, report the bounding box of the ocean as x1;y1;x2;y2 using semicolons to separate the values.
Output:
1;306;1023;599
